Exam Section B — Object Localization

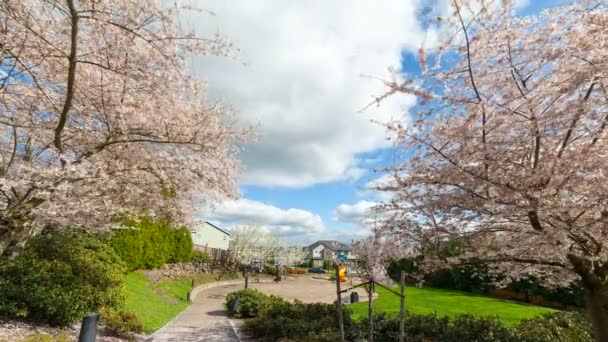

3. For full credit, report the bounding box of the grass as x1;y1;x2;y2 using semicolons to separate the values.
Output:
122;272;241;333
348;285;556;326
121;272;191;333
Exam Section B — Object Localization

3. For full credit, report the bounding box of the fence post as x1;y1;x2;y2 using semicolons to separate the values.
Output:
368;278;374;342
336;265;345;342
400;271;405;342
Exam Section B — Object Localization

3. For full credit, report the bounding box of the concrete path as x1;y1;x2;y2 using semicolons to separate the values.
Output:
148;276;372;342
149;283;245;342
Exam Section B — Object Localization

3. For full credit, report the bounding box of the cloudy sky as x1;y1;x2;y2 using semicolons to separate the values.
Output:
185;0;568;245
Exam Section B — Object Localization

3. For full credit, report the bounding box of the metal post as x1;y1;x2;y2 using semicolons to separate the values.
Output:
336;265;345;342
78;313;100;342
368;278;374;342
400;271;405;342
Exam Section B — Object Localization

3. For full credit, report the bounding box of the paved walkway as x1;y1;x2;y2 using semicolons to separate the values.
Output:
150;283;245;342
149;276;371;341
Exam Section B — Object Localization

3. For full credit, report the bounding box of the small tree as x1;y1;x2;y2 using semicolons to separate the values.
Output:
371;1;608;339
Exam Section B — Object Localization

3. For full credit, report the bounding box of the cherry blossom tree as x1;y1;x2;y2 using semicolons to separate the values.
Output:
370;1;608;339
227;224;284;266
0;0;245;256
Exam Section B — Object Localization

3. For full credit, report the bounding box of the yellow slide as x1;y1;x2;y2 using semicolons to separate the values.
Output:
324;266;348;282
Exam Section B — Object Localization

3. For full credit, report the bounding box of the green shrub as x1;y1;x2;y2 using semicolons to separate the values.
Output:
0;232;126;326
262;265;278;276
243;299;356;341
110;216;194;270
102;310;144;337
191;250;211;263
225;289;284;318
322;260;332;270
516;312;593;342
170;227;193;263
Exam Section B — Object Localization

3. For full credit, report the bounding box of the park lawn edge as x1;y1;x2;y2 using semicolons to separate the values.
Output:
348;285;557;326
122;271;241;334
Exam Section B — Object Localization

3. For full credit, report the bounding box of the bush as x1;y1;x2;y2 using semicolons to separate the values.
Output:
262;265;278;276
191;250;210;263
110;216;193;270
225;289;285;318
287;267;307;274
102;310;144;337
322;260;332;271
516;312;593;342
13;334;71;342
170;227;193;263
0;232;126;326
243;299;356;341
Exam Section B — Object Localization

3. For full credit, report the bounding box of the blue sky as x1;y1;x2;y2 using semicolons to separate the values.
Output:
189;0;570;245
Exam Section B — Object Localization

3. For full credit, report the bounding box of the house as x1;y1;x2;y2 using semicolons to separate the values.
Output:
190;221;231;259
307;240;357;267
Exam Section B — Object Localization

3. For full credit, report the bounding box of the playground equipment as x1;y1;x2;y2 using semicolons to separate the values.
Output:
325;265;348;282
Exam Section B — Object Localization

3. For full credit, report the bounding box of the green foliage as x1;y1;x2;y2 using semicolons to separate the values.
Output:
102;310;144;337
170;227;193;263
0;232;125;326
262;265;278;276
322;260;332;270
308;259;314;268
388;257;584;307
191;250;211;263
359;313;520;342
243;299;356;341
110;216;194;270
516;312;594;342
225;289;285;318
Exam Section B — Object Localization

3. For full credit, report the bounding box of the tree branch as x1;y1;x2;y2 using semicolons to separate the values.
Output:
53;0;79;159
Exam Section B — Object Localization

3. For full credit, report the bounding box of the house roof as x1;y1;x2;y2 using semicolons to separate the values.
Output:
307;240;352;251
195;221;232;236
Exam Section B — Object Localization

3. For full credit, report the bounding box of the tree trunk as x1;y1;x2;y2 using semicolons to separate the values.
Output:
0;217;34;257
584;286;608;342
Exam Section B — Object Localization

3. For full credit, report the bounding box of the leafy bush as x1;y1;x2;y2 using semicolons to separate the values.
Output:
102;310;144;337
243;299;357;341
322;260;332;271
0;232;126;326
225;289;285;318
287;267;307;274
516;312;593;342
388;256;584;307
170;227;193;263
191;250;211;263
262;265;278;276
110;216;194;270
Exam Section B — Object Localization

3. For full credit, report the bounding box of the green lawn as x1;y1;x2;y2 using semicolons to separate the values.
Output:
348;285;556;326
122;272;192;333
122;272;242;333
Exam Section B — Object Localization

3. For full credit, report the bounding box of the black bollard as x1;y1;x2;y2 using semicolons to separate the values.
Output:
78;313;100;342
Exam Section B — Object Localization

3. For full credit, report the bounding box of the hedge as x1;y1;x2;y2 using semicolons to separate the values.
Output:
0;232;126;325
388;257;585;308
110;216;193;270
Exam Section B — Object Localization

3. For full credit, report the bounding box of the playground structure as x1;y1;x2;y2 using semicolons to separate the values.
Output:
325;265;348;282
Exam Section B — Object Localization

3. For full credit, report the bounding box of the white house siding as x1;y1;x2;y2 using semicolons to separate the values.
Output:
191;222;230;251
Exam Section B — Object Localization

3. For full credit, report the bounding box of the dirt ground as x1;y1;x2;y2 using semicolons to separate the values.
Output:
247;274;372;303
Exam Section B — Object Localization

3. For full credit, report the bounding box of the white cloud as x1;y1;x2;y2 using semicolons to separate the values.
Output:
200;198;326;240
183;1;430;187
333;200;377;223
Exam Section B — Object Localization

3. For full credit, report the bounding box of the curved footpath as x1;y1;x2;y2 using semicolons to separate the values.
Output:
148;280;254;342
147;276;371;342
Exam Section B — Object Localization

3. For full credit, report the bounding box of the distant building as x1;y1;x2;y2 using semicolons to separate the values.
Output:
190;221;231;259
307;240;357;267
